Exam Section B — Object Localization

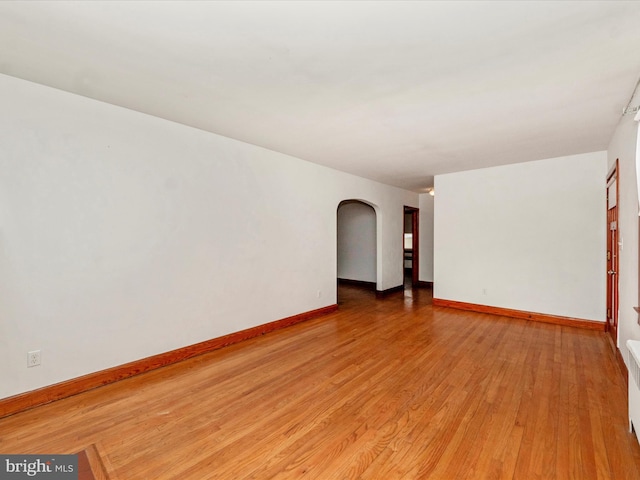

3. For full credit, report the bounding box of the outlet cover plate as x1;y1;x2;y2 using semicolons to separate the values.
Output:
27;350;41;367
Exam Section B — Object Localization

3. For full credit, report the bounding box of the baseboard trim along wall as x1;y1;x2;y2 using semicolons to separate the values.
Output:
337;278;376;290
0;304;338;419
606;333;629;387
432;298;605;331
616;346;629;387
376;285;404;297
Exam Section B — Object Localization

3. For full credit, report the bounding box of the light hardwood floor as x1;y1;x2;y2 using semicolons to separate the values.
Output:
1;284;639;479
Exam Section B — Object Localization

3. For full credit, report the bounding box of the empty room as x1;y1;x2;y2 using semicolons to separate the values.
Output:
2;1;640;479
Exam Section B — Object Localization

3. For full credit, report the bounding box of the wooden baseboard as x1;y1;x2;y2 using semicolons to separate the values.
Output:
337;278;376;290
616;345;629;388
0;304;338;419
376;285;404;297
605;332;628;387
417;281;433;288
432;298;605;331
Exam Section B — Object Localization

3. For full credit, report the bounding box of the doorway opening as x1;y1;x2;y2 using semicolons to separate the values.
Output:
404;206;419;289
337;200;378;303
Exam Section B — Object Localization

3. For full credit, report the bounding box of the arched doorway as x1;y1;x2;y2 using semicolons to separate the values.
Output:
337;200;378;300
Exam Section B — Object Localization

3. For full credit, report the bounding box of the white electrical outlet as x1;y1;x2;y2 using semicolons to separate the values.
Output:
27;350;41;367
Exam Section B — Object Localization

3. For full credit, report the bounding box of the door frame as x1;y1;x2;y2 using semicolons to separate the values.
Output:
606;159;619;345
404;206;419;287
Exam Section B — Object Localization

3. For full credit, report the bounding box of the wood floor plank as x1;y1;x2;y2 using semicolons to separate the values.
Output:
0;284;639;479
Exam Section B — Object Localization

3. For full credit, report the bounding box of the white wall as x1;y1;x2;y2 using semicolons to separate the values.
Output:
0;74;417;399
419;194;434;282
607;113;640;365
434;152;607;321
337;201;377;283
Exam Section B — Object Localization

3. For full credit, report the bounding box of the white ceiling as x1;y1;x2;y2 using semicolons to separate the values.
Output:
1;1;639;192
